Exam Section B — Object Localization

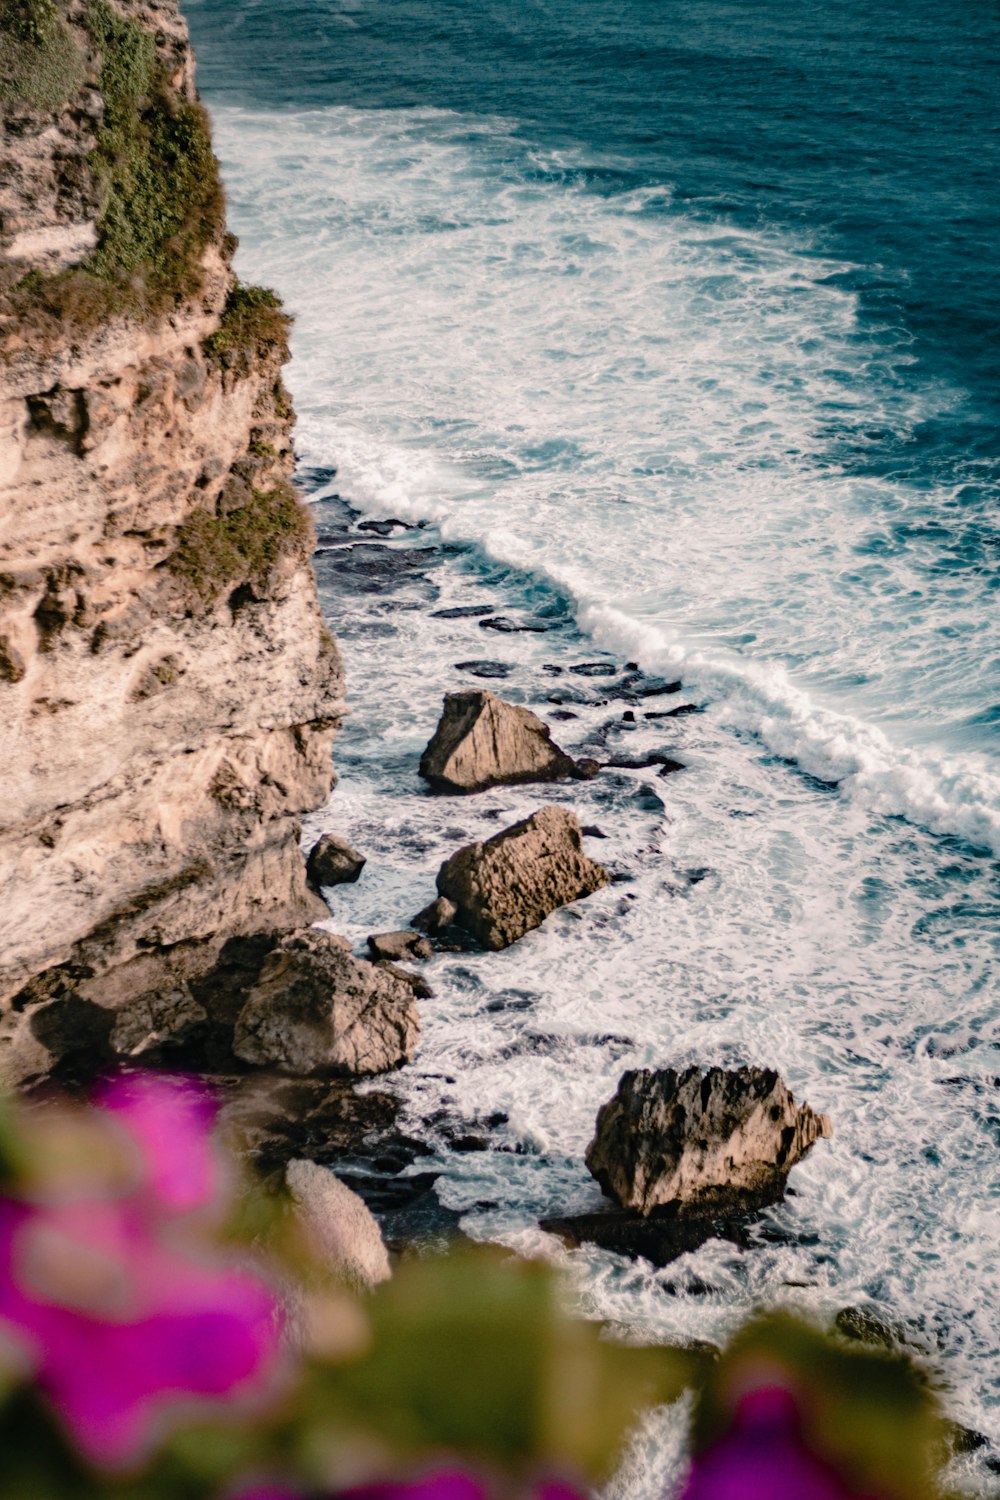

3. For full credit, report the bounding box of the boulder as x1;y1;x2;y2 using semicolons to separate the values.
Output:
419;689;578;794
233;929;419;1076
307;834;366;887
367;931;432;963
411;896;458;934
436;805;610;951
285;1159;391;1290
586;1066;832;1218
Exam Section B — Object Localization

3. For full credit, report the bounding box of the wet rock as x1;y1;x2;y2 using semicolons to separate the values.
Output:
573;757;602;779
834;1305;909;1350
419;689;578;794
646;702;701;718
285;1159;391;1289
367;930;432;963
586;1066;832;1218
436;805;610;951
233;930;419;1077
616;675;682;699
454;660;515;679
604;752;685;777
375;962;434;1000
315;543;436;594
479;615;549;634
582;825;608;839
541;1209;758;1268
307;833;367;887
411;896;458;934
357;518;408;536
570;661;618;677
432;604;497;619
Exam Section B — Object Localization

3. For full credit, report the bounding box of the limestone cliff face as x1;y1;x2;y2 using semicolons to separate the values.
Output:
0;0;344;1082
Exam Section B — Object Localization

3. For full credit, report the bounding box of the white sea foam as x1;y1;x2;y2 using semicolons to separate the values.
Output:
212;102;1000;854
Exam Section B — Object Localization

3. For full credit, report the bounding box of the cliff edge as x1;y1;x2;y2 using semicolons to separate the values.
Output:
0;0;345;1084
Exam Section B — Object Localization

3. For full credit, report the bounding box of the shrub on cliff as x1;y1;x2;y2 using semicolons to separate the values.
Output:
166;482;314;610
206;280;292;372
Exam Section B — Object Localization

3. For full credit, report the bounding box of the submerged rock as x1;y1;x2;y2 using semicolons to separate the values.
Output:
586;1065;832;1218
436;805;610;951
307;834;366;887
419;689;578;794
233;930;419;1076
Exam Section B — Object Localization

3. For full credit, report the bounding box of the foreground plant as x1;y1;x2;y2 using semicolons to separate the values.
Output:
0;1076;960;1499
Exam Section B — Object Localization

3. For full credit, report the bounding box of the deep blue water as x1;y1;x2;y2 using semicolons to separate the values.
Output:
187;0;1000;462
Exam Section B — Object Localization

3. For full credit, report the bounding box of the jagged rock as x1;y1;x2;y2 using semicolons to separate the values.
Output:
436;806;610;951
307;834;366;887
233;930;419;1077
419;689;578;794
367;930;431;963
285;1159;391;1290
586;1066;832;1218
411;896;458;934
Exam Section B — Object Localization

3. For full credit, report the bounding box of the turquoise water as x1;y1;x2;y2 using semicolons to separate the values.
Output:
186;1;1000;1483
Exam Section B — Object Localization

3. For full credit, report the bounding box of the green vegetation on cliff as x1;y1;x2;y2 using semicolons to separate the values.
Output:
3;0;226;339
205;281;292;371
166;484;314;610
0;0;85;110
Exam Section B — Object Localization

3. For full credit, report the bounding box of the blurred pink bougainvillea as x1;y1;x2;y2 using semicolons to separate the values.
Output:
0;1075;283;1468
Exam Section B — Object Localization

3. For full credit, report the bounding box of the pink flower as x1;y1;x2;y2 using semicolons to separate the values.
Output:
0;1075;283;1468
680;1386;875;1500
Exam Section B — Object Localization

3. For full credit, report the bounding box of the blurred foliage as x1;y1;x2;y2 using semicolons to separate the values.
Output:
691;1312;948;1500
302;1249;703;1485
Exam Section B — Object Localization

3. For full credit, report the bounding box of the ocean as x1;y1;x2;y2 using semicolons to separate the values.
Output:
183;0;1000;1486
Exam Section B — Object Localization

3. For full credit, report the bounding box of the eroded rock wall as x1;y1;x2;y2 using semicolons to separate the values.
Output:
0;0;344;1083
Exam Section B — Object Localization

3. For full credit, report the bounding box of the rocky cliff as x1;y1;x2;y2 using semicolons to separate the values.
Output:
0;0;344;1084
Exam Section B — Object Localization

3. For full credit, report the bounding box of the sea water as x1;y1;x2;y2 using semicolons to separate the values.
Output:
184;0;1000;1485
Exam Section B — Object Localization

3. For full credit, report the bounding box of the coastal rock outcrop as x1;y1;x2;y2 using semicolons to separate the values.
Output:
586;1066;832;1218
435;806;610;951
419;689;578;794
0;0;344;1085
233;930;419;1077
307;834;366;888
